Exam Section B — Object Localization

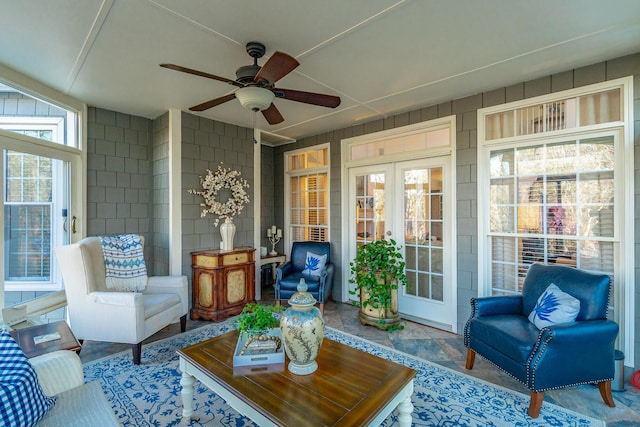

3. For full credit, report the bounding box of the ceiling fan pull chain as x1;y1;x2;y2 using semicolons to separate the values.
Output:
253;111;257;144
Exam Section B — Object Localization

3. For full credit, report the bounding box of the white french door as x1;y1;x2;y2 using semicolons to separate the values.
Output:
347;157;455;330
1;131;80;296
395;158;454;329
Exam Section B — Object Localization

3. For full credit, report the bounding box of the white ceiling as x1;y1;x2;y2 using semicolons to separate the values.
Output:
1;0;640;144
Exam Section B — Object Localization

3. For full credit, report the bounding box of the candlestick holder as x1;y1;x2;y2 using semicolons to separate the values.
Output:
267;226;282;256
268;234;281;256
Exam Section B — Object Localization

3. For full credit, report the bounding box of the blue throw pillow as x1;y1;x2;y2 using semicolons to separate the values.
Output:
528;283;581;329
301;252;327;277
0;332;56;427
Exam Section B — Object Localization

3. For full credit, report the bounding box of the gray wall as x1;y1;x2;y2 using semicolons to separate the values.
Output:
151;112;170;275
271;52;640;369
180;112;255;283
87;108;155;270
85;110;256;305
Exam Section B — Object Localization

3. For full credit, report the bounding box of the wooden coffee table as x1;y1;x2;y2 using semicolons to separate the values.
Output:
178;330;416;426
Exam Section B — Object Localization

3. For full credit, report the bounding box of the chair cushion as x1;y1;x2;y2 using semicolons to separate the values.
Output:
528;284;580;329
302;252;327;277
99;234;148;292
0;332;56;427
144;293;181;319
468;315;539;363
36;381;119;427
279;272;321;292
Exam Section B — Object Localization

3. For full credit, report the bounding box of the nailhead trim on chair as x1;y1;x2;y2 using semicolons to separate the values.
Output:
463;298;478;348
467;350;614;394
526;327;553;390
526;327;613;391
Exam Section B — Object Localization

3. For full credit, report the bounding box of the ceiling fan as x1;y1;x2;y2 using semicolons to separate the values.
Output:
160;42;341;125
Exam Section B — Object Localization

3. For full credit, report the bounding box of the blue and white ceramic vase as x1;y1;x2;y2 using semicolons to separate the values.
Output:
279;278;324;375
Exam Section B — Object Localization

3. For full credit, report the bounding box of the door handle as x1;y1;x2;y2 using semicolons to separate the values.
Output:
71;216;77;234
386;230;392;236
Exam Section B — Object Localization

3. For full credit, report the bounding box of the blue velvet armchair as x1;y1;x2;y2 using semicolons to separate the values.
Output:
464;263;618;418
275;241;334;311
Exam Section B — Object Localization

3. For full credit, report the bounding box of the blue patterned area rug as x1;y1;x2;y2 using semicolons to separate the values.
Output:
83;319;604;427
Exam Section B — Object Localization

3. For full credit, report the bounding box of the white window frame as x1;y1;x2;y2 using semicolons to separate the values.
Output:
0;117;65;142
477;76;634;366
283;143;330;253
0;66;86;298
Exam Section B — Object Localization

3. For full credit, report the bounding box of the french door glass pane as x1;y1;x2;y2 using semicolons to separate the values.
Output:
5;205;50;281
4;151;54;282
404;167;443;302
355;173;385;244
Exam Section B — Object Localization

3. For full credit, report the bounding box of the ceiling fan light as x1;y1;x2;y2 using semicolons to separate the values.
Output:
236;86;274;111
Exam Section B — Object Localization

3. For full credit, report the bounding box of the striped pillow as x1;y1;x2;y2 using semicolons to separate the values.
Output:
0;332;56;427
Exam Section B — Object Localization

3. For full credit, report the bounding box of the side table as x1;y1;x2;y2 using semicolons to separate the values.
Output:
9;321;81;358
260;253;286;284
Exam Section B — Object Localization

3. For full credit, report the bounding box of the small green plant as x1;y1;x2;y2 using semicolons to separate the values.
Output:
349;239;409;331
235;303;284;338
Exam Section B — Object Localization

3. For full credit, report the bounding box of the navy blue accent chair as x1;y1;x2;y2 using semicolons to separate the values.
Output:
275;241;334;312
464;263;618;418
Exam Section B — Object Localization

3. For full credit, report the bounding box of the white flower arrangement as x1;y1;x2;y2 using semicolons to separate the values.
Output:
188;164;250;227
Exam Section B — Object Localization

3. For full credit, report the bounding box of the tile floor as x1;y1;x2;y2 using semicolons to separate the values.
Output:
79;289;640;426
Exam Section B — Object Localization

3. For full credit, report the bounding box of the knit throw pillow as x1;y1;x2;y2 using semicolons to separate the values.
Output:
301;252;327;278
0;332;56;427
100;234;148;292
528;283;581;329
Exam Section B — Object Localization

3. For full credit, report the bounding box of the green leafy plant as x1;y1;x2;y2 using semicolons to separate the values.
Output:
349;239;409;331
235;303;284;338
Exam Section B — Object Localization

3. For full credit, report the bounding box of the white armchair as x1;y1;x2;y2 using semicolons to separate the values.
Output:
54;236;188;364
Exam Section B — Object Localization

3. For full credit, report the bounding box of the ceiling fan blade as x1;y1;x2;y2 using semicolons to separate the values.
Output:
254;52;299;84
261;103;284;125
274;88;341;108
160;63;242;87
189;93;236;112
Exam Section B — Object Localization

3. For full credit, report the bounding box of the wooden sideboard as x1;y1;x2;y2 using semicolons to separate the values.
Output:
190;247;256;321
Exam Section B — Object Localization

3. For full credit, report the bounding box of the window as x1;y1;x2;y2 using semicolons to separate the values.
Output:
0;79;83;295
285;145;329;243
478;77;633;358
0;83;76;148
488;136;615;294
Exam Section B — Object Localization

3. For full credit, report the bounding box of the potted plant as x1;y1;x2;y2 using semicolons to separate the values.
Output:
349;239;409;331
235;303;284;355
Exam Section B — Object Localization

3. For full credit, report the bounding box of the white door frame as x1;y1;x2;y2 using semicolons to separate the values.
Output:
340;117;457;331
